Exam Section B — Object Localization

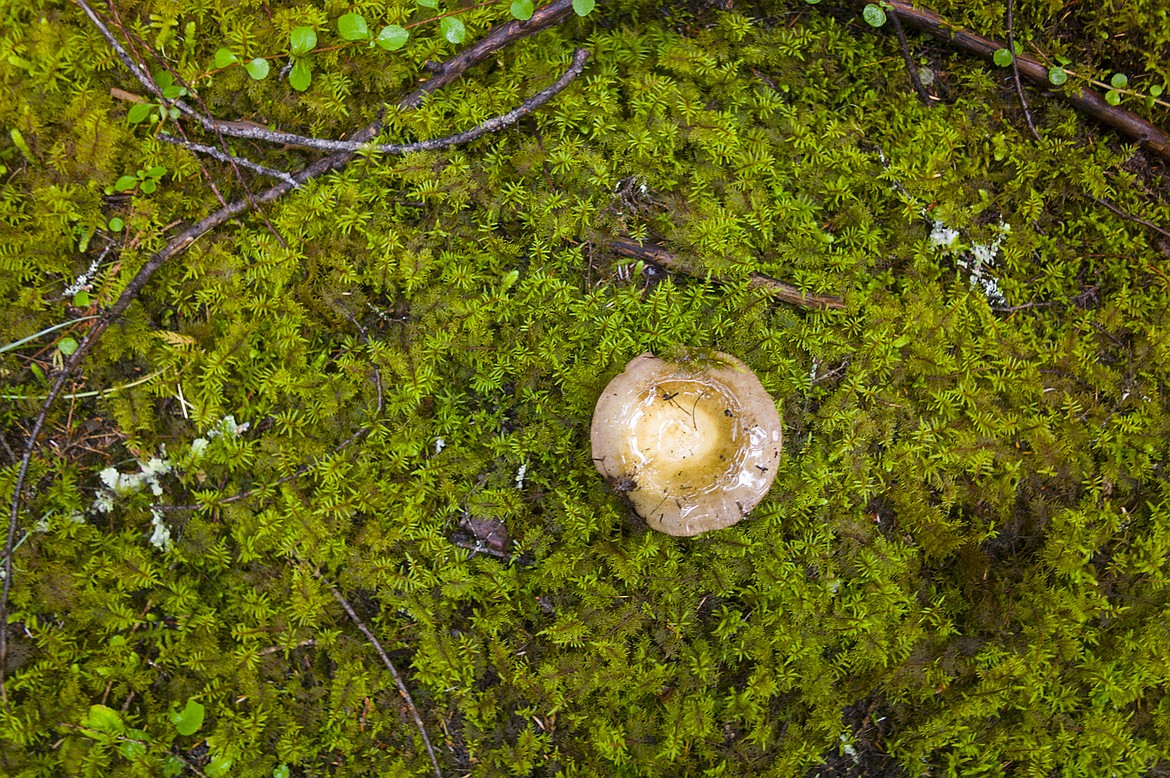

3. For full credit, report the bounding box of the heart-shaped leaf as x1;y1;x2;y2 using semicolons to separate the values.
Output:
244;57;270;80
338;12;369;40
169;699;205;736
510;0;534;20
213;48;238;68
289;26;317;56
376;25;410;51
440;16;465;44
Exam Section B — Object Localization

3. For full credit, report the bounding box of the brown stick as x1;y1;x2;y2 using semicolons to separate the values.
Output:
610;238;845;310
317;572;442;778
886;0;1170;162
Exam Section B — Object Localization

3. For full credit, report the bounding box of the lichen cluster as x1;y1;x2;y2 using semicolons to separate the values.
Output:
2;0;1169;774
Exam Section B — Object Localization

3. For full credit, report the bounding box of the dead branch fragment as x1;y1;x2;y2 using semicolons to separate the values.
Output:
610;238;845;310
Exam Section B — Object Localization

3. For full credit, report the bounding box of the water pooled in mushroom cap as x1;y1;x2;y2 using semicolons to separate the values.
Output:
591;352;782;536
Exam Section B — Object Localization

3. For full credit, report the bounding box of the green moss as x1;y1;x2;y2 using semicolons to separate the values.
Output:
3;0;1170;775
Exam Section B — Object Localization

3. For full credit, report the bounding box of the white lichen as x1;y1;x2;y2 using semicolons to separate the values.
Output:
87;415;249;550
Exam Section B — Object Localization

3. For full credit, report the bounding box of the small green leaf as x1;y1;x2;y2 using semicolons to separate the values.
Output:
146;165;167;178
108;216;124;232
1151;84;1164;98
417;0;438;8
161;84;183;99
168;106;180;120
992;48;1013;67
861;3;886;27
163;756;184;778
140;179;157;194
1055;54;1072;65
440;16;465;43
114;175;138;192
244;57;270;80
154;70;174;89
57;337;79;356
118;739;147;761
9;128;32;159
338;12;369;40
1012;40;1023;55
273;767;290;778
170;699;205;736
289;59;312;91
572;0;595;15
1110;72;1128;89
82;704;124;735
205;756;233;778
1105;89;1121;106
1047;66;1067;86
376;25;409;51
289;26;317;56
127;102;153;124
509;0;534;20
214;48;238;68
73;291;91;307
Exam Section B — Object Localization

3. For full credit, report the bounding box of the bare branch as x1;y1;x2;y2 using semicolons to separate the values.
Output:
317;572;443;778
158;134;298;187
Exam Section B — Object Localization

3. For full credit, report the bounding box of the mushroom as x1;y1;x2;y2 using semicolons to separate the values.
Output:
591;351;782;536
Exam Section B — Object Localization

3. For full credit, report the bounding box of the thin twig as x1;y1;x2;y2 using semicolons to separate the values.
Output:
1006;0;1040;140
610;237;845;310
158;134;298;186
1089;194;1170;241
317;572;442;778
887;7;931;105
882;0;1170;162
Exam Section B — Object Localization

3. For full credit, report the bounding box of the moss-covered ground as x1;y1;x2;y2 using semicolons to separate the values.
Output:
2;0;1170;774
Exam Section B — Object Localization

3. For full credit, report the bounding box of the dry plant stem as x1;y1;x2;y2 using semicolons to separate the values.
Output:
887;8;931;105
3;17;585;702
1090;194;1170;241
318;572;443;778
158;134;298;186
610;238;846;310
885;0;1170;162
1005;0;1040;140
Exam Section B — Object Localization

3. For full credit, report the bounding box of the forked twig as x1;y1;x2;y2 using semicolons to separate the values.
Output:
158;134;298;186
317;571;443;778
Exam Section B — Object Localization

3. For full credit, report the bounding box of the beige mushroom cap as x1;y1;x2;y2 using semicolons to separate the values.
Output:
591;351;782;536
